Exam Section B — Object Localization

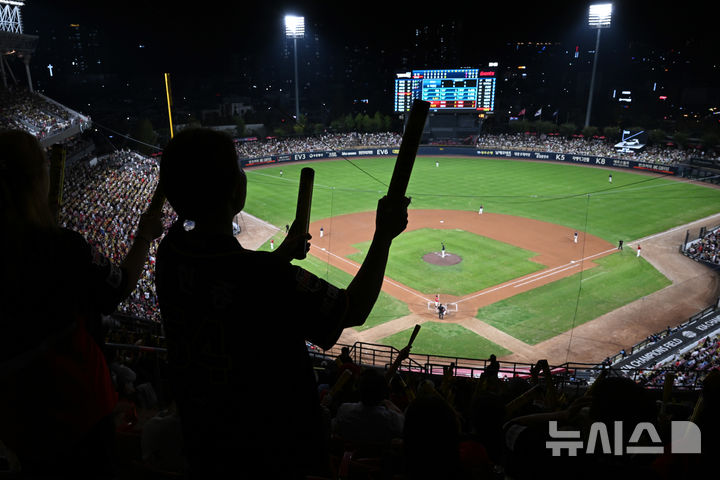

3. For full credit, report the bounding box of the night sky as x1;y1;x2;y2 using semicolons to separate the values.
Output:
21;0;716;73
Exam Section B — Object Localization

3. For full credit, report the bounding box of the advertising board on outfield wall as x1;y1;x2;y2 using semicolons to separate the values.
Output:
239;146;678;175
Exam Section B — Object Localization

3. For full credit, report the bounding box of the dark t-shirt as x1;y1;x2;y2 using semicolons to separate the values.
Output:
155;223;349;477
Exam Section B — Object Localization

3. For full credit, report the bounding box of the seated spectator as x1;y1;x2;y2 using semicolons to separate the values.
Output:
140;401;187;475
402;393;462;480
502;376;660;480
332;368;405;446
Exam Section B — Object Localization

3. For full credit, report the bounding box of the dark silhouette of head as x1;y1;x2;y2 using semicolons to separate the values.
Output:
357;368;389;407
0;129;53;231
160;128;246;224
403;394;461;479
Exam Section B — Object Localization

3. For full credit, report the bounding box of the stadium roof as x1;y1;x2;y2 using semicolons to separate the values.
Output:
0;29;37;56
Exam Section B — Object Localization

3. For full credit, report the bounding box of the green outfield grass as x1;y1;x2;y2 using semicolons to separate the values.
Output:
346;228;545;296
476;251;672;345
245;156;720;243
379;322;512;360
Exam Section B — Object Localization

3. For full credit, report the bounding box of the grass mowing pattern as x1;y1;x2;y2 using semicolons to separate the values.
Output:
346;228;545;296
244;157;720;244
476;250;672;345
379;322;512;359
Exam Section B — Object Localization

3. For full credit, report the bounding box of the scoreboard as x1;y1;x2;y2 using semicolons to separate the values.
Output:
394;68;496;113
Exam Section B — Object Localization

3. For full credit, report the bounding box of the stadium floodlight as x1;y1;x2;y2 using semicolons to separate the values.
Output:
588;3;613;28
284;15;305;39
284;15;305;121
584;3;613;127
1;1;26;34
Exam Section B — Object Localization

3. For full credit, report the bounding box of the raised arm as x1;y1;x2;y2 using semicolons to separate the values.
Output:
120;188;165;298
343;195;410;328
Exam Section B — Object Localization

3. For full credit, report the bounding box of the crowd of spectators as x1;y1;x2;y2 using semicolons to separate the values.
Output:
684;227;719;267
58;150;177;322
234;130;697;167
637;334;720;389
474;133;686;166
235;131;403;158
0;87;85;138
102;350;718;479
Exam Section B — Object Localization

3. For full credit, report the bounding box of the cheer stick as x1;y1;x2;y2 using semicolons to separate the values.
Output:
407;324;421;348
328;368;353;397
294;167;315;259
385;324;421;382
47;144;66;223
386;99;430;201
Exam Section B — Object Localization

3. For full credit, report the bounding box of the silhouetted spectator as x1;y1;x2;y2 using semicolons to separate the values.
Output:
485;354;500;378
155;128;410;478
332;368;404;445
403;394;462;480
0;129;163;477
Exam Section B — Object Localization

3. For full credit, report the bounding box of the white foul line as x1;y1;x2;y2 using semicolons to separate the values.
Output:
313;243;622;306
456;247;617;304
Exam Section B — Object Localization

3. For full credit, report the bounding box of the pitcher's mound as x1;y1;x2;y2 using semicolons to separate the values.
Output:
423;252;462;266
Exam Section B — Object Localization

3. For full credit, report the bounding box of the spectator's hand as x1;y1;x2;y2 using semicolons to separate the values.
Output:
275;220;311;261
136;210;164;243
398;345;411;361
374;195;410;242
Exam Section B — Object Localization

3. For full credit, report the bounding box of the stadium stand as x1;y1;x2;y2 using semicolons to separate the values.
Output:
235;131;403;158
3;92;720;478
0;87;91;143
474;133;684;166
683;226;719;269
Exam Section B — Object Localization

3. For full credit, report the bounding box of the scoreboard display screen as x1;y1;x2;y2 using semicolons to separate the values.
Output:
394;68;496;113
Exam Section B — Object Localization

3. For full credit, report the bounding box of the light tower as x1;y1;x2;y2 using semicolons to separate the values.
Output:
584;3;613;128
284;15;305;122
0;0;24;33
1;1;37;91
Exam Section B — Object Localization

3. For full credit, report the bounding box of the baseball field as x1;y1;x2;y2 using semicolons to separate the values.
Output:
242;155;720;364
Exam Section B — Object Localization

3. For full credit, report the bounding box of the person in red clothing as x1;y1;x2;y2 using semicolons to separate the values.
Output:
0;129;163;477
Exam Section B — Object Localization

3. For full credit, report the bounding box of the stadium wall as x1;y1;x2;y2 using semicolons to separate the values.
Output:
239;145;679;175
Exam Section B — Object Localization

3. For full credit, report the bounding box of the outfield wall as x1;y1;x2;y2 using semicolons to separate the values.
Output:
239;145;679;175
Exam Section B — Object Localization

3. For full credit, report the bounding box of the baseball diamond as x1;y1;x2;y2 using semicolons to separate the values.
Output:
242;155;720;365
